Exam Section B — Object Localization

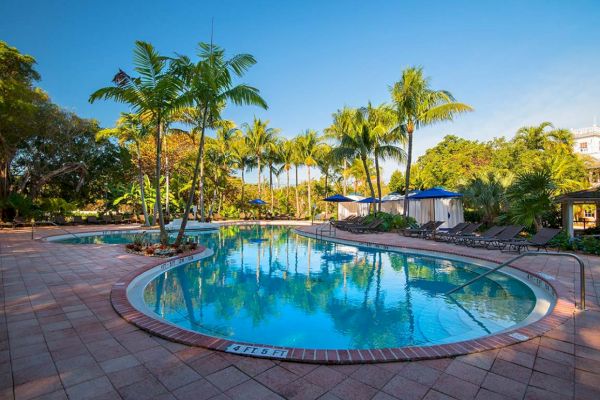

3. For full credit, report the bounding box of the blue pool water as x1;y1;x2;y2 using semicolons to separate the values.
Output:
135;225;538;349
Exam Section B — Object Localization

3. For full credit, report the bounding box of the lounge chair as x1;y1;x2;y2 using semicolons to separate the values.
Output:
12;216;29;228
442;223;482;243
477;225;524;249
401;221;444;238
431;222;472;241
101;214;113;224
458;225;505;246
335;216;368;230
72;215;84;225
54;215;68;225
347;219;383;233
86;216;100;224
500;228;561;253
113;215;123;224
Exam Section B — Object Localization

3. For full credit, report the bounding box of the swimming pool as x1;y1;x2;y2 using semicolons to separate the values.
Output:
123;225;552;350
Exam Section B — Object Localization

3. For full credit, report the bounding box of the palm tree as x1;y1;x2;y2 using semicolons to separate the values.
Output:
330;109;377;204
391;67;473;217
90;41;182;244
515;121;573;151
325;108;355;195
96;112;151;225
367;103;406;211
244;118;279;198
316;144;333;217
171;42;267;245
505;168;555;231
230;137;254;210
460;171;511;226
265;138;282;214
292;137;303;218
296;129;322;218
278;139;295;214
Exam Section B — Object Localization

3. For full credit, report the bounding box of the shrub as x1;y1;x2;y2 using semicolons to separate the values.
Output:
132;232;149;247
362;212;418;232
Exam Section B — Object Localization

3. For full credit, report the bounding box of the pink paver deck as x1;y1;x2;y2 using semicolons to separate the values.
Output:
1;223;599;399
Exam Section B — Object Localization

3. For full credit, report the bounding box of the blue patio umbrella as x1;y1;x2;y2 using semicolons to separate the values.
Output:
323;194;354;202
357;197;386;203
409;187;462;222
248;198;267;205
409;187;462;199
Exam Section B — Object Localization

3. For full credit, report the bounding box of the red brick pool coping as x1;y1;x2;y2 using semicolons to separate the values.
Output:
106;226;577;365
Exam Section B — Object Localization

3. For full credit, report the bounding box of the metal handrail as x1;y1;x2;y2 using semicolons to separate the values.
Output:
446;251;586;310
316;222;336;240
31;221;80;240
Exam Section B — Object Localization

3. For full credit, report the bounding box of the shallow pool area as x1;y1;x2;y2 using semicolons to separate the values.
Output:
125;225;553;350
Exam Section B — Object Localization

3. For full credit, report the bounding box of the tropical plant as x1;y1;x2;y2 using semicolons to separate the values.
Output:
367;103;406;211
390;66;473;216
278;139;295;214
244;118;279;199
296;129;322;217
230;137;255;209
97;113;151;225
171;42;267;246
90;41;182;244
460;171;511;226
505;168;556;231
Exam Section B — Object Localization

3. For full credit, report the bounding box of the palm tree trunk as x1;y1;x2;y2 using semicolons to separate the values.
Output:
286;168;290;215
199;150;205;222
343;159;348;196
175;109;208;246
257;157;261;197
155;119;168;244
164;126;170;218
375;154;382;212
361;156;376;214
136;142;150;226
241;166;245;209
295;165;300;218
324;172;329;218
269;164;274;214
403;131;413;217
307;166;312;218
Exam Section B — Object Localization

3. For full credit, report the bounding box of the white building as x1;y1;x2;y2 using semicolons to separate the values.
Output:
573;125;600;160
572;124;600;186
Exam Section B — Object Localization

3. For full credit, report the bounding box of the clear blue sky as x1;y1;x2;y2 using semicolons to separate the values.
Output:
2;0;600;184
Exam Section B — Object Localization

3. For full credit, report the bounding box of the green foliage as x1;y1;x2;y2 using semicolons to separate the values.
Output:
362;212;418;232
388;170;405;193
132;232;150;247
505;169;556;230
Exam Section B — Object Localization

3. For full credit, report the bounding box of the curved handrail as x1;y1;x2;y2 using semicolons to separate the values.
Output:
446;251;586;310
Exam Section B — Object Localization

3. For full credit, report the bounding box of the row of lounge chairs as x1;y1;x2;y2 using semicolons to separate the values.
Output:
7;214;136;228
331;216;384;233
402;220;561;253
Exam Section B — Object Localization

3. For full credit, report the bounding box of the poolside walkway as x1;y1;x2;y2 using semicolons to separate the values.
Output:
1;223;599;400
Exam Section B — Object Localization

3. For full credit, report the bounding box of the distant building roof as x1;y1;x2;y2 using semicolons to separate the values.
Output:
572;125;600;139
557;188;600;202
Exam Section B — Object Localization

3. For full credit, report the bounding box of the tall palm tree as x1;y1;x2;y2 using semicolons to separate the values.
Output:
390;67;473;217
367;103;406;211
330;109;377;203
171;42;267;245
96;112;151;225
296;129;322;218
515;121;573;151
230;137;254;210
292;137;303;218
316;144;333;217
265;139;282;214
90;41;182;244
325;108;355;195
244;118;279;198
278;139;295;214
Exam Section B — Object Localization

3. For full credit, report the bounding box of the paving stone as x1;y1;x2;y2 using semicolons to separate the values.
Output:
382;375;429;400
329;377;378;400
205;366;250;391
481;372;527;399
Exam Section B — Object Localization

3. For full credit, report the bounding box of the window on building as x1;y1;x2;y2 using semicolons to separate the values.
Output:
580;142;588;152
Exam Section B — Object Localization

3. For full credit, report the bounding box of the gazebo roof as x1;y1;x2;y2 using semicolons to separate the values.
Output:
556;188;600;202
